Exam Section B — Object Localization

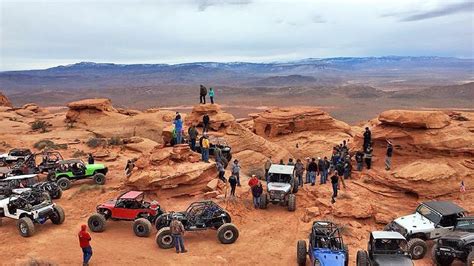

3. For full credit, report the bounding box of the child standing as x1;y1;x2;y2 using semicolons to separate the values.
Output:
209;88;215;104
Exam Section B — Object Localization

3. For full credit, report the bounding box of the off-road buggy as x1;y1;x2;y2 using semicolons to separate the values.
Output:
37;151;63;173
0;148;32;166
0;190;65;237
356;231;413;266
385;201;466;260
87;191;164;237
195;136;232;166
297;221;349;266
0;174;62;199
50;159;108;190
432;216;474;266
155;201;238;248
259;164;298;211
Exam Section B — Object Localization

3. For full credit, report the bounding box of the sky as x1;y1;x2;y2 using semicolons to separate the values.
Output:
0;0;473;70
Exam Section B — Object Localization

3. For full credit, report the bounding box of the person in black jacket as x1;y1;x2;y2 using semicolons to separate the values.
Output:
228;175;237;197
363;127;372;151
87;153;94;165
251;182;263;208
202;113;210;132
355;150;364;171
385;140;393;170
199;85;207;104
330;170;339;204
308;158;318;186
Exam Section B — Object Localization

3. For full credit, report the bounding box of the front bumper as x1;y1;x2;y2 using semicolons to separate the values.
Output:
435;245;464;259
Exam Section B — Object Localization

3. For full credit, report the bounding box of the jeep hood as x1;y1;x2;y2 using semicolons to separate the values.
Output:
394;212;435;232
373;255;413;266
312;248;346;266
267;182;291;193
88;163;106;169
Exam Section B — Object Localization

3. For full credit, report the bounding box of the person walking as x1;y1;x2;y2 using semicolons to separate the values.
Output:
87;153;94;165
173;115;183;145
385;140;393;170
202;113;210;133
170;216;187;253
209;87;215;104
295;159;304;187
363;127;372;151
216;160;226;183
228;174;237;197
231;159;241;186
201;135;210;163
251;181;263;208
78;224;93;266
187;125;198;151
308;158;318;186
364;145;373;170
330;170;339;204
264;156;272;182
199;85;207;104
355;150;364;171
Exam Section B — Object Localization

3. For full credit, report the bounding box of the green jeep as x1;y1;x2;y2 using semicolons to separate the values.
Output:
50;159;108;190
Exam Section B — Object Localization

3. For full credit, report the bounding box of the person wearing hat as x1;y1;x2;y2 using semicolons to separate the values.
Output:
170;215;187;253
78;224;93;266
231;159;241;186
385;140;394;170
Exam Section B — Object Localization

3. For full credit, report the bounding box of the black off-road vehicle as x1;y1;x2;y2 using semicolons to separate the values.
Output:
432;216;474;266
357;231;413;266
155;201;238;248
0;174;62;199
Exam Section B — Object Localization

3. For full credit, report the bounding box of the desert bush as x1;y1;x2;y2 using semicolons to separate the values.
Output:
108;136;123;146
86;138;104;148
33;140;67;150
31;120;50;133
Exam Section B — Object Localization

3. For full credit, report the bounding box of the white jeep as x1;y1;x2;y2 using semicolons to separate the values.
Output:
0;190;65;237
385;201;466;260
259;164;299;211
0;148;32;166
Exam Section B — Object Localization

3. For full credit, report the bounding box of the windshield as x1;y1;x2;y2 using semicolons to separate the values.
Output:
373;239;408;254
268;173;291;183
416;205;442;224
456;219;474;232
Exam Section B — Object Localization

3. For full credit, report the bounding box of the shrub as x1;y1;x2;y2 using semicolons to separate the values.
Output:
108;136;123;146
31;120;50;133
86;138;104;148
33;140;67;150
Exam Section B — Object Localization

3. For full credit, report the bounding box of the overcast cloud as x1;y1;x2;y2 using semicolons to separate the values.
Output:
0;0;473;70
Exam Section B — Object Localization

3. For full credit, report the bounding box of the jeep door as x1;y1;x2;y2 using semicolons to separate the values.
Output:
431;215;457;239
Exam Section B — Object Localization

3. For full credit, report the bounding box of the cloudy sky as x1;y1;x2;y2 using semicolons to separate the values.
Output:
0;0;473;70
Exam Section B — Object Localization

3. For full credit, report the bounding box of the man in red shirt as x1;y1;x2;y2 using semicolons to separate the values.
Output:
78;224;93;266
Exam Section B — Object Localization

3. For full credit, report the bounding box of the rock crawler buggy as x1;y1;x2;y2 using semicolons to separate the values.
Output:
0;174;62;200
155;200;239;248
87;191;164;237
356;231;413;266
297;221;349;266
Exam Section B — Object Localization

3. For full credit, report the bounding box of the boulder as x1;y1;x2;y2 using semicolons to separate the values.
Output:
301;207;320;223
203;191;219;199
0;92;12;107
206;179;219;191
378;110;450;129
185;104;235;131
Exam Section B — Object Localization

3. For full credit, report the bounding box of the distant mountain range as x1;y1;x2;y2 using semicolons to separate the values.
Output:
0;56;472;92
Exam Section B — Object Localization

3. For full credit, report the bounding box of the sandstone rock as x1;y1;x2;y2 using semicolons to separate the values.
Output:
185;104;235;131
253;107;351;137
378;110;450;129
333;200;373;219
15;109;34;117
204;191;219;199
374;212;394;225
0;92;12;107
302;206;320;223
206;179;219;191
349;220;362;228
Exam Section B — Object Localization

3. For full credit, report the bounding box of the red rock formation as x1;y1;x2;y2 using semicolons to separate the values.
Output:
378;110;450;129
185;104;235;131
66;98;116;122
0;92;12;108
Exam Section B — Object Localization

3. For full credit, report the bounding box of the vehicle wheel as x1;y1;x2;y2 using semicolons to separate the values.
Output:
17;217;35;237
467;251;473;266
259;194;267;209
88;213;106;232
217;223;239;244
296;240;307;266
133;218;152;237
343;244;349;266
408;238;428;260
431;243;453;266
57;177;71;190
47;172;57;182
288;194;296;212
156;227;174;249
93;173;106;185
356;250;369;266
51;205;65;225
51;188;62;200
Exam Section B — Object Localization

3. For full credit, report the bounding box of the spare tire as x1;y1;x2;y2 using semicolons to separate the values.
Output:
156;227;174;249
217;223;239;244
133;218;152;237
88;213;106;232
51;205;65;225
18;217;35;237
93;173;106;185
296;240;307;266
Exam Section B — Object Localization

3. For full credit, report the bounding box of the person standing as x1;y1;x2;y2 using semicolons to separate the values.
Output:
173;115;183;145
335;160;346;188
199;85;207;104
343;155;352;179
251;181;263;208
217;160;226;183
87;153;94;165
364;145;373;170
78;224;93;266
170;216;187;253
187;125;198;151
201;135;210;163
385;140;393;170
305;158;311;184
202;113;210;133
209;87;215;104
355;150;364;171
330;170;339;204
363;127;372;151
228;174;237;197
231;159;241;186
264;156;272;182
125;159;135;177
308;158;318;186
318;157;327;184
295;159;304;187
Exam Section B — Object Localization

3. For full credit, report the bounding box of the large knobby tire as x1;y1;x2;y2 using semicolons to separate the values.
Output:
88;213;107;232
431;243;454;266
343;244;349;266
18;217;35;237
288;194;296;212
51;188;62;200
93;173;106;185
408;238;428;260
156;227;174;249
356;250;369;266
259;194;267;209
217;223;239;244
133;218;152;237
296;240;307;266
467;251;473;266
57;177;72;190
51;205;65;225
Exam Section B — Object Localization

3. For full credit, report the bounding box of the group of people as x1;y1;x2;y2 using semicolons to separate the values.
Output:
199;85;216;104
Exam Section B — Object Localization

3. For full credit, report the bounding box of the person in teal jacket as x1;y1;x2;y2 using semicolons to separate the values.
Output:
209;87;215;104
